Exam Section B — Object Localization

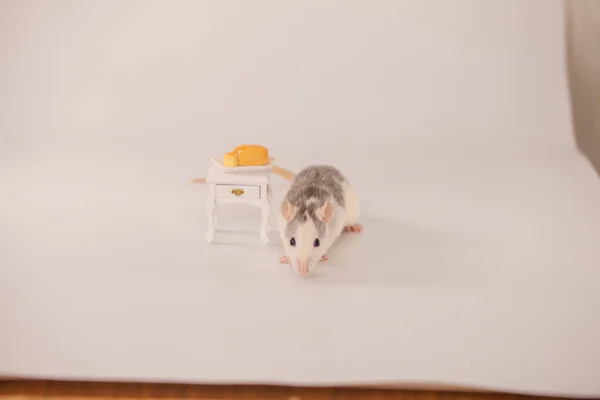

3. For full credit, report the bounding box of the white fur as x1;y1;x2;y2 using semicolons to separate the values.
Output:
342;181;360;226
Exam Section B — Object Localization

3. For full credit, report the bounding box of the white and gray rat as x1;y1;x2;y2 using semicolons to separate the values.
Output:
278;165;362;277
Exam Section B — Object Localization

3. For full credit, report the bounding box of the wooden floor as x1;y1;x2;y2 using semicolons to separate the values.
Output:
0;381;568;400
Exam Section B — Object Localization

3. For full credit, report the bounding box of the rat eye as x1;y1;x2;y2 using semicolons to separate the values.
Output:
313;238;320;247
290;237;296;246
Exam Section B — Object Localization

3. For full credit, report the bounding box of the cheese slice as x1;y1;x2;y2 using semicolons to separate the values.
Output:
223;151;239;167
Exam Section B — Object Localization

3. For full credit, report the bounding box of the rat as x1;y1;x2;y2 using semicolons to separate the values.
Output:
278;165;362;277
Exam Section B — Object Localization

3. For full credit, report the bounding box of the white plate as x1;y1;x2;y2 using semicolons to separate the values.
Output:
210;157;276;173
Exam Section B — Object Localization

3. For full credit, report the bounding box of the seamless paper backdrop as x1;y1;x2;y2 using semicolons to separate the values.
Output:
2;0;600;398
1;0;575;163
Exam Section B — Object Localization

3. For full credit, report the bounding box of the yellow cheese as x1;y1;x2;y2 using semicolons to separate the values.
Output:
237;145;269;166
223;144;269;167
223;151;239;167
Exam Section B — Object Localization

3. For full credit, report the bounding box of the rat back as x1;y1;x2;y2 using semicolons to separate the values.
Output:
282;165;359;242
285;165;347;209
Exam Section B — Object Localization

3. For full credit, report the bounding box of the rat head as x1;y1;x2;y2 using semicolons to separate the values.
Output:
279;200;334;277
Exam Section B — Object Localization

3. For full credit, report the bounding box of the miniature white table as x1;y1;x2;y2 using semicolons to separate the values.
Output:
204;164;272;244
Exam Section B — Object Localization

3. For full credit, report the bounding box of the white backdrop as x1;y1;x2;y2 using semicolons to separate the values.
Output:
1;0;576;166
2;0;600;397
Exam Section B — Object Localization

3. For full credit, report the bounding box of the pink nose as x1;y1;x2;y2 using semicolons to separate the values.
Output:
297;261;309;276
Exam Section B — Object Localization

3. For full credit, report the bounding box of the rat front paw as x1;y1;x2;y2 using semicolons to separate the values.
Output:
319;255;328;262
343;224;363;233
280;255;290;264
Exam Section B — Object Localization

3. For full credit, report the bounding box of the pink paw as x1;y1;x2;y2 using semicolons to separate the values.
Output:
319;255;328;262
343;224;363;233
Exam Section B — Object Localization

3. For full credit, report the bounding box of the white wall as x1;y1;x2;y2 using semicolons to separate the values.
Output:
2;0;574;174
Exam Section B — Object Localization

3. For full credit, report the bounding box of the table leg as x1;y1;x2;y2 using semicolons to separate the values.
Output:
205;189;216;243
260;184;270;244
267;185;274;231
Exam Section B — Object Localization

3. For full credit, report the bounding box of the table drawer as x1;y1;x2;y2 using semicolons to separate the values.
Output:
215;184;260;199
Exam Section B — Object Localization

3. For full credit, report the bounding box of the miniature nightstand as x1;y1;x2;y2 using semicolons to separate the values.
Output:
204;164;272;244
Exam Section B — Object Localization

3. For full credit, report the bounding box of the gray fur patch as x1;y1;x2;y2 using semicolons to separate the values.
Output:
283;165;347;238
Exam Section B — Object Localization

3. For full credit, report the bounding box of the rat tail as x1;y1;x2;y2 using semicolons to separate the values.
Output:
191;165;295;184
272;165;295;181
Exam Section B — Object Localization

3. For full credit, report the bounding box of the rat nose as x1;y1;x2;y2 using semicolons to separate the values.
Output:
296;259;311;276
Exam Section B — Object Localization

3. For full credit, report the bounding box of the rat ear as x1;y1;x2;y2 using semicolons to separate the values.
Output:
281;200;296;221
317;202;334;223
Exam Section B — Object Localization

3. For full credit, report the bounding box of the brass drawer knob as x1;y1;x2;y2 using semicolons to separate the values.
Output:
231;188;244;196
